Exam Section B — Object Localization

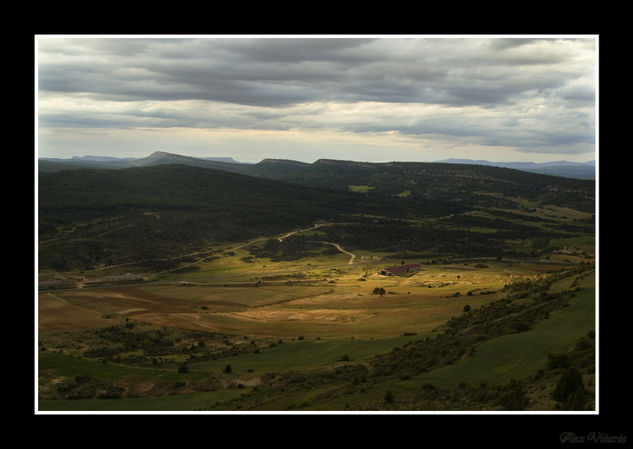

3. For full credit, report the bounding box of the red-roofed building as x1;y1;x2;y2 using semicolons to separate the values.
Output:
379;263;422;276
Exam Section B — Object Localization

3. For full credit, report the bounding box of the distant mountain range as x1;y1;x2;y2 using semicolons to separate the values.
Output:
38;151;595;179
436;159;595;179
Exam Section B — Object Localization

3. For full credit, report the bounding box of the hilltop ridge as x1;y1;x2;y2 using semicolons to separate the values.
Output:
39;151;595;179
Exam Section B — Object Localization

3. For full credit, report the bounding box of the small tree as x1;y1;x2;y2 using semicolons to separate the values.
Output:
384;390;394;403
463;304;471;312
223;364;232;374
372;287;386;297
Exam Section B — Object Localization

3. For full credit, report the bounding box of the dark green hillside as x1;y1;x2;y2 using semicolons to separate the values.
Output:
38;164;403;270
221;159;595;213
38;160;594;271
39;152;594;213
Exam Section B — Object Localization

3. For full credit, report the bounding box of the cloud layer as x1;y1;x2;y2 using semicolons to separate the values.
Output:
37;36;597;162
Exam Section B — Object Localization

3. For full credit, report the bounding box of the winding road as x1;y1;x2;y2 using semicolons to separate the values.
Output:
274;223;357;264
320;241;356;264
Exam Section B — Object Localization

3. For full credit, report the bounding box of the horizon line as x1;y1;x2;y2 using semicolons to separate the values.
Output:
37;151;596;166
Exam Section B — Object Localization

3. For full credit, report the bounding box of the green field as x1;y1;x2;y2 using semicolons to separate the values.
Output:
39;351;189;384
188;334;421;375
415;286;594;387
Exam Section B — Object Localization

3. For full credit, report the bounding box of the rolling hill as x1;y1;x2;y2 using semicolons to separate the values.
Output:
39;152;595;210
37;164;401;270
39;151;595;179
37;155;595;271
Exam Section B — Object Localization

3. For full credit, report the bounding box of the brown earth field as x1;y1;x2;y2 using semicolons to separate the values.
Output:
39;293;114;330
38;263;528;339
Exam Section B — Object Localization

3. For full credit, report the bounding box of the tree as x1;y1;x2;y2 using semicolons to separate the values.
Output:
372;287;386;297
463;304;471;312
223;364;232;374
384;390;394;403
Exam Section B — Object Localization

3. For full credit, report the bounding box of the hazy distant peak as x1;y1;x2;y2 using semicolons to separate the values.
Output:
69;155;136;162
313;159;373;166
437;158;595;168
141;151;245;164
258;158;309;165
147;151;175;158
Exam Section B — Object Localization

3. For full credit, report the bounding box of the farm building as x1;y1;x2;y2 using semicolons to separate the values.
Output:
379;263;422;276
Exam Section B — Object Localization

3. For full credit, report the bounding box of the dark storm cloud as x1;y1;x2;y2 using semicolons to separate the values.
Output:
217;38;379;63
37;36;596;156
40;38;354;106
40;37;589;108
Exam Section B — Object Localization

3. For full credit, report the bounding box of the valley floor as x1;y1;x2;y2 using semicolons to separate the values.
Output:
37;230;596;412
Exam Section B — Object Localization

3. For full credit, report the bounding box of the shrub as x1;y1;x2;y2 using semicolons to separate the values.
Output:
384;390;394;403
547;353;571;370
565;389;587;411
497;380;529;411
552;367;585;404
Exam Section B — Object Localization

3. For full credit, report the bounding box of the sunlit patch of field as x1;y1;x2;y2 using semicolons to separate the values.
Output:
158;246;352;284
38;258;580;342
139;285;334;308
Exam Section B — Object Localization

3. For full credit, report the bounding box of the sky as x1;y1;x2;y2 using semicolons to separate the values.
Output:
36;35;597;163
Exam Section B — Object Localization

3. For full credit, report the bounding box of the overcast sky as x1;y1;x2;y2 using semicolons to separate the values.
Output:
36;35;597;163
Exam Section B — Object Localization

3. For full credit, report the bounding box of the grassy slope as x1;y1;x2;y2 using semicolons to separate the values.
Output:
414;284;595;387
188;335;421;375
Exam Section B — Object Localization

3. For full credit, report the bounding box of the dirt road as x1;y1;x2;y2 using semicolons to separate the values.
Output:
319;241;356;264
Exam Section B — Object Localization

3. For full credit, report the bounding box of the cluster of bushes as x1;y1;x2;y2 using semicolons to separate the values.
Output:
56;375;125;400
78;324;251;368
